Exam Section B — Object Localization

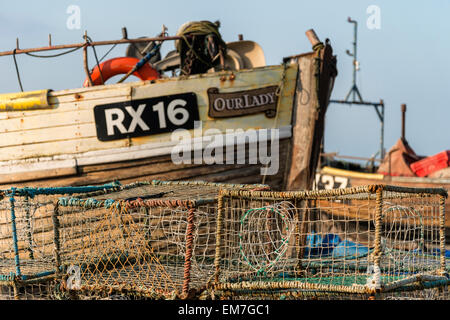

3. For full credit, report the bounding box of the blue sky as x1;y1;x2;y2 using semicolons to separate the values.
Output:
0;0;449;160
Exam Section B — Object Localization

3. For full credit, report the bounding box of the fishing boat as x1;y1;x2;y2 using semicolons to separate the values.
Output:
314;103;450;246
309;17;450;246
0;21;337;192
314;152;450;242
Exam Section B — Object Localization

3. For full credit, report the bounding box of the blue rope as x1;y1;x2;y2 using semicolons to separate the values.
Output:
57;197;117;209
0;272;16;282
5;181;121;198
104;199;115;209
150;179;267;189
135;42;162;70
9;188;22;278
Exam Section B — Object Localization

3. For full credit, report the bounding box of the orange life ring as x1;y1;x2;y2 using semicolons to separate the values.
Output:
83;57;160;87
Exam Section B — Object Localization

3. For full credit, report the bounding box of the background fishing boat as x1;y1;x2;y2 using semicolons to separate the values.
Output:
316;153;450;244
310;17;450;250
315;85;450;246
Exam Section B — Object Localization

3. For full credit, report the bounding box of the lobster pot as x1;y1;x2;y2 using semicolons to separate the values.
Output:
0;183;121;300
212;185;448;300
54;180;268;299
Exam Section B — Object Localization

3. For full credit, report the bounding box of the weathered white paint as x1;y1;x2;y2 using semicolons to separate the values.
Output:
0;159;77;183
0;64;298;163
0;126;291;183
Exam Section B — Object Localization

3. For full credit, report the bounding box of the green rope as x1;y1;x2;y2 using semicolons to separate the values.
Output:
239;205;291;274
176;21;226;53
176;21;227;70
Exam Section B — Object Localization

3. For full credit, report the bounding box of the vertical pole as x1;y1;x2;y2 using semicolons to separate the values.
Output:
182;207;196;298
9;189;22;299
343;18;360;103
439;195;446;275
83;31;93;87
295;199;308;277
401;104;407;141
214;194;224;285
52;201;62;273
9;189;22;279
352;19;357;101
371;186;383;297
12;282;20;300
380;100;385;159
143;207;152;248
24;195;34;260
121;27;128;39
374;187;383;264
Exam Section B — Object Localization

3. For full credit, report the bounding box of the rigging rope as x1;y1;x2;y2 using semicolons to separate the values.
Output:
84;35;104;85
12;49;24;92
98;44;117;63
24;46;82;58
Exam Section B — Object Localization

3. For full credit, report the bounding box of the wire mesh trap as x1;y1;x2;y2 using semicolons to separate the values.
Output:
0;181;448;300
0;182;122;299
0;180;268;300
211;185;449;300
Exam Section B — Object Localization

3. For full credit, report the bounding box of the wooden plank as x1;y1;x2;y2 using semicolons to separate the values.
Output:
0;161;77;184
3;65;290;119
0;137;289;189
318;199;449;228
285;54;316;190
0;137;129;162
0;127;291;184
325;173;450;235
79;159;207;183
49;65;287;105
0;101;291;134
0;109;93;134
80;153;172;174
191;139;289;187
100;137;288;184
0;123;96;148
49;85;132;104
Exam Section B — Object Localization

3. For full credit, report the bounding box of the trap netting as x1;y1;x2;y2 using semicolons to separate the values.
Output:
53;180;269;300
0;182;122;300
211;185;448;299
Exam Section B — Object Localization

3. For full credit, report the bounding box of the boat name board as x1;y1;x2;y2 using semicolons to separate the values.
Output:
93;92;199;141
207;86;279;119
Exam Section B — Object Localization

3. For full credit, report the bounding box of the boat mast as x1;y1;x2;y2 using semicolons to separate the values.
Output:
344;18;363;103
329;17;385;159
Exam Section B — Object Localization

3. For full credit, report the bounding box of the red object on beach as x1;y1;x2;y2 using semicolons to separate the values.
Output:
410;150;450;177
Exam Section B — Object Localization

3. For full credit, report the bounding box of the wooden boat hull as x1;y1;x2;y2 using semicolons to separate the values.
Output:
315;166;450;243
0;43;337;191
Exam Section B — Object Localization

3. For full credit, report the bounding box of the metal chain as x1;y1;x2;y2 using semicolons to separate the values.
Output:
181;48;195;76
